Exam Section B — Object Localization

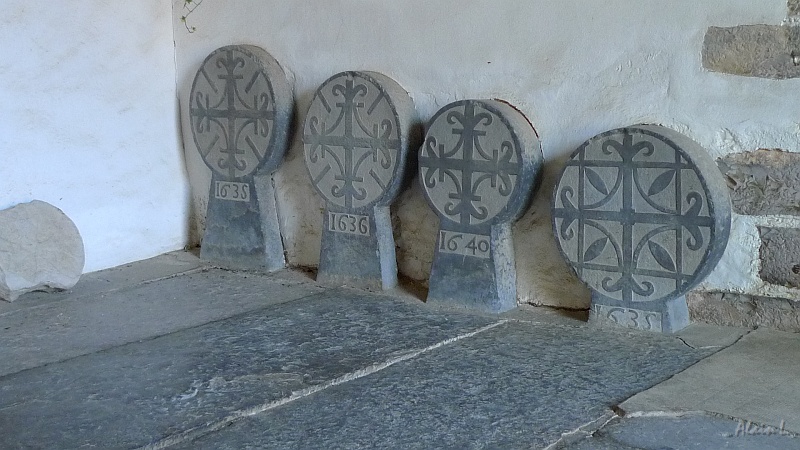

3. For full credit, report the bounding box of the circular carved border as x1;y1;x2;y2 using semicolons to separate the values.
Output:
552;125;731;304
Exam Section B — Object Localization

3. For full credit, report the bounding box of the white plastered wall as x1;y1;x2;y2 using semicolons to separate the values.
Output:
174;0;800;308
0;1;189;272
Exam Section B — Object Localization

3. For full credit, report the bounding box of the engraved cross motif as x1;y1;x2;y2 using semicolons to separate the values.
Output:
191;49;276;179
420;102;520;226
304;77;401;209
553;131;714;303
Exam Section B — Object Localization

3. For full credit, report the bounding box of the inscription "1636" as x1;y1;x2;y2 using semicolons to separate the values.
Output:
215;181;250;202
328;212;370;236
439;230;490;259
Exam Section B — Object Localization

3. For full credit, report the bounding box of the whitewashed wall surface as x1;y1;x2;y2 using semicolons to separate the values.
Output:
0;0;189;272
4;1;796;311
174;0;799;309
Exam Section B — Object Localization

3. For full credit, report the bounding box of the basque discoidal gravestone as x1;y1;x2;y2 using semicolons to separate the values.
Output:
303;71;418;290
552;125;732;333
419;99;543;313
189;45;293;270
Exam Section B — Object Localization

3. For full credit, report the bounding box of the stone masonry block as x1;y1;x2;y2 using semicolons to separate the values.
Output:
688;291;800;333
0;201;85;302
759;227;800;288
790;0;800;17
702;25;800;79
717;149;800;216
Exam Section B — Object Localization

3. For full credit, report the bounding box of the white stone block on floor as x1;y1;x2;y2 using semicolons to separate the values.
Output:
0;200;84;302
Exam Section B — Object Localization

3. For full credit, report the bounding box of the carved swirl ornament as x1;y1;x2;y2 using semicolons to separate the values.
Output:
304;73;401;210
190;47;277;179
419;102;522;227
553;129;722;303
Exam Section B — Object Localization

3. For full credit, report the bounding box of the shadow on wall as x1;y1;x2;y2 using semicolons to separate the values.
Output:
179;47;591;310
513;156;591;310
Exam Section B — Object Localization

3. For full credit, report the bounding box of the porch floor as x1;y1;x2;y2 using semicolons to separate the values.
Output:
1;251;797;449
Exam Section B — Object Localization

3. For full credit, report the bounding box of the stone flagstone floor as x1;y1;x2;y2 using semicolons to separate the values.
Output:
0;251;798;449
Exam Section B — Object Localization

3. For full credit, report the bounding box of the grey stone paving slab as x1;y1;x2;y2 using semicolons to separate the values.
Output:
673;322;749;349
0;250;205;316
304;71;418;290
190;45;293;270
176;321;714;449
565;414;798;450
0;267;323;377
552;125;731;333
620;328;800;435
420;99;544;313
0;200;84;302
0;289;494;449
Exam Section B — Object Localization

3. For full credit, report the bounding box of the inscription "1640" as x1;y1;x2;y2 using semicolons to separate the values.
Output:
328;212;370;236
215;181;250;202
439;230;490;259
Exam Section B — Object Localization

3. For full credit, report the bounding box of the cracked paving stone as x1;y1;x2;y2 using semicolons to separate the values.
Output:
0;289;495;449
0;268;325;377
564;414;799;449
172;321;716;449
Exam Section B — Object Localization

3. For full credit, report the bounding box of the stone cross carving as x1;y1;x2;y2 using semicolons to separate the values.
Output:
189;45;292;269
552;125;732;333
304;71;417;290
420;100;543;313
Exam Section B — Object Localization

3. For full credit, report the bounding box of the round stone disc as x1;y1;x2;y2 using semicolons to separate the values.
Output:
303;71;412;211
190;45;291;179
419;99;542;228
551;125;732;304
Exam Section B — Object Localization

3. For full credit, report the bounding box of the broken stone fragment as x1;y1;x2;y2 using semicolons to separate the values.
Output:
0;200;85;302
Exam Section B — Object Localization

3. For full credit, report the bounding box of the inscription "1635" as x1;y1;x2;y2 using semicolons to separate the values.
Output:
439;230;490;259
328;212;370;236
215;181;250;202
